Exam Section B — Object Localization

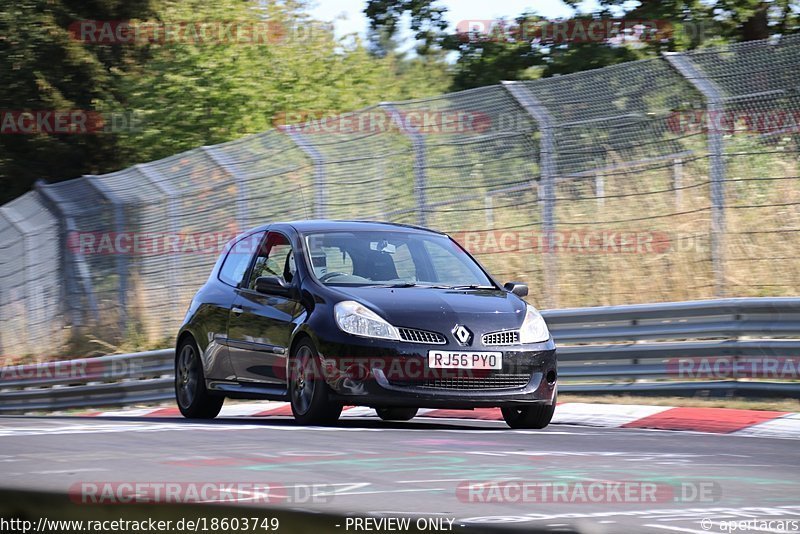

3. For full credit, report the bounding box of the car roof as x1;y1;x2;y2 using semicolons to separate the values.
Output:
250;220;445;235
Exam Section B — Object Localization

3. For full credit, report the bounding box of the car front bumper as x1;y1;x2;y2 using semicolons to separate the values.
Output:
315;334;557;409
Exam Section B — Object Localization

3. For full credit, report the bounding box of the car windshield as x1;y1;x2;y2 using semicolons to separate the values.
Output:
303;230;494;288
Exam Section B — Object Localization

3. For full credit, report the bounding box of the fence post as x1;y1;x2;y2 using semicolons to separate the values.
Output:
380;103;427;227
84;176;128;337
502;81;558;308
595;173;605;207
35;180;98;327
673;158;683;209
284;129;326;219
485;195;494;226
0;210;28;353
135;163;181;327
202;146;249;230
664;52;727;297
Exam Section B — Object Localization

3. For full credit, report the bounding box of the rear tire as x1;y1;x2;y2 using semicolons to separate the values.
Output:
501;394;556;429
289;340;342;425
175;337;224;419
376;407;418;421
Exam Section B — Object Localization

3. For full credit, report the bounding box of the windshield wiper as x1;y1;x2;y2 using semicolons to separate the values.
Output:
448;284;496;290
380;283;495;289
372;282;450;288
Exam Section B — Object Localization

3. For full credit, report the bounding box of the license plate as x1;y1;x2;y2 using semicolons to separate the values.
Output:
428;351;502;370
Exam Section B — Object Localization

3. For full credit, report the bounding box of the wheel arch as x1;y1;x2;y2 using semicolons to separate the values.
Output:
175;330;197;361
288;329;315;359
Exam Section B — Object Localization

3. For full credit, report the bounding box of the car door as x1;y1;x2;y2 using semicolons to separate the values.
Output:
198;231;265;381
227;231;303;386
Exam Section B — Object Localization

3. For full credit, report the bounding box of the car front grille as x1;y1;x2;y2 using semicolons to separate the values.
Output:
482;330;520;346
398;328;447;344
389;374;531;390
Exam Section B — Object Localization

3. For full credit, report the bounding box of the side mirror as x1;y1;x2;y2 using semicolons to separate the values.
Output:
255;276;292;297
503;281;529;297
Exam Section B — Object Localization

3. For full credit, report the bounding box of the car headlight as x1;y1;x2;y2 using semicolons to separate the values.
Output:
519;304;550;343
334;301;400;340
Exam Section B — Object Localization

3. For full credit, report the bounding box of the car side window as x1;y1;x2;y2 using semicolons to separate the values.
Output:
218;232;264;287
248;232;297;290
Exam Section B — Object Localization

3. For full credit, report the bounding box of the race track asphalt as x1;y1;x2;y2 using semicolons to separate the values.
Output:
0;413;798;533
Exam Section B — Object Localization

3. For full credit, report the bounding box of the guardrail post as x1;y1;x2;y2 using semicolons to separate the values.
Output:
202;146;249;230
35;180;98;328
284;130;326;219
136;164;181;326
664;53;727;297
380;103;427;227
502;82;558;308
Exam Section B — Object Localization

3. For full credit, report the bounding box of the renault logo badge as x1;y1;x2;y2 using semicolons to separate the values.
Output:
452;325;472;346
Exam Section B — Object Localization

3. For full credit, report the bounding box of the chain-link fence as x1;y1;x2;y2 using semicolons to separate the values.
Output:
2;35;799;357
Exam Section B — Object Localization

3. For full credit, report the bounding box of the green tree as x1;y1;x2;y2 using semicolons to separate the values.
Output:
0;0;156;204
1;0;453;204
364;0;448;55
365;0;799;91
116;0;451;164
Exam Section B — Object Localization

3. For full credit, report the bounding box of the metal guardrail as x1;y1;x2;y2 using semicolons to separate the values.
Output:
1;298;799;413
547;297;800;397
0;349;174;413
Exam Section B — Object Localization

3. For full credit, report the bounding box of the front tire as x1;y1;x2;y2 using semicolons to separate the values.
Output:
289;340;342;425
175;337;224;419
501;395;556;429
376;407;418;421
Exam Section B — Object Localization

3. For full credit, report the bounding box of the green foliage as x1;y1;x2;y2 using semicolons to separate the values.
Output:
0;0;156;203
365;1;799;91
117;1;450;163
0;0;452;205
364;0;448;55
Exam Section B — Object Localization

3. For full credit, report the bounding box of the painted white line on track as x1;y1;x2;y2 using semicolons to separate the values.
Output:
326;488;445;497
0;423;268;437
644;525;714;534
396;477;520;484
2;416;798;441
458;505;800;524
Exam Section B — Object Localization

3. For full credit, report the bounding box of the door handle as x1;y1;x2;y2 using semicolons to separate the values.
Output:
231;307;244;316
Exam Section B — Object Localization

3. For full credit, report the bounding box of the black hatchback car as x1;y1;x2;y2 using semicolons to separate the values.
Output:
175;221;557;429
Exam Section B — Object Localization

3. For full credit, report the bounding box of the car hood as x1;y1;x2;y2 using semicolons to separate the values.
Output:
335;286;527;332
